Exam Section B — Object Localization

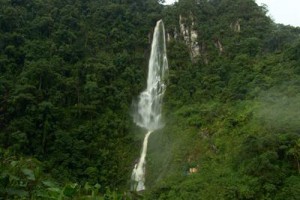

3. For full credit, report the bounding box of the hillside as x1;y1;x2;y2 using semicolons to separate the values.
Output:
1;0;299;199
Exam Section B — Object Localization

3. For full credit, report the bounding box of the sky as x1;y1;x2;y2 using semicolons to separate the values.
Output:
163;0;300;27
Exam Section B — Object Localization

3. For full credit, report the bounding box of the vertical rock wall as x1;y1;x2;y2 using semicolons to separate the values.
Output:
179;14;200;60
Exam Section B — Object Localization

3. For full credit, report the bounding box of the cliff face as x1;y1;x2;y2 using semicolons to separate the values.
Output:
176;15;242;62
213;38;224;54
179;14;200;61
231;19;241;33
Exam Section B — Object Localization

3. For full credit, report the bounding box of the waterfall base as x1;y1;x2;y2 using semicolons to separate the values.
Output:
131;131;152;191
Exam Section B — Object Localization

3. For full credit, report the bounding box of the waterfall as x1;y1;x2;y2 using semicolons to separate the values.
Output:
131;20;168;192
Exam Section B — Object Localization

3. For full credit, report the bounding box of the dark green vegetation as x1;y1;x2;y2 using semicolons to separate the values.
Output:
0;0;299;199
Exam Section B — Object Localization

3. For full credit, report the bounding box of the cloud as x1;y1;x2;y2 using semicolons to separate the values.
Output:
254;86;300;132
256;0;300;27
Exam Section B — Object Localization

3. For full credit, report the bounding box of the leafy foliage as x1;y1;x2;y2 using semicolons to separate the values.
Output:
0;0;299;199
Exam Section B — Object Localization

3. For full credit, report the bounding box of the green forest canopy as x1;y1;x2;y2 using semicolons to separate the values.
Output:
0;0;299;199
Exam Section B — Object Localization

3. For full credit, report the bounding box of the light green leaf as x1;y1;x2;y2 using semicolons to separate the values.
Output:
21;168;35;181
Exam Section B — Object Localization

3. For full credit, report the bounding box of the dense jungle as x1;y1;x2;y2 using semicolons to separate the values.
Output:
0;0;299;199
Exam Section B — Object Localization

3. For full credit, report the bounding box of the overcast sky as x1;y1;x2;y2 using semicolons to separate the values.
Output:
163;0;300;27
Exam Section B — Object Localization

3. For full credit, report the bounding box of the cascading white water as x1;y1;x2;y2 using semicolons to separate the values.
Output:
131;20;168;192
133;20;168;131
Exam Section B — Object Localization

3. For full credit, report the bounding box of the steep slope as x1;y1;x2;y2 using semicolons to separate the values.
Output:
0;0;299;199
145;0;300;199
0;0;164;197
